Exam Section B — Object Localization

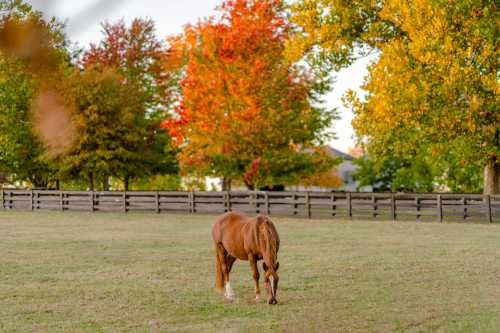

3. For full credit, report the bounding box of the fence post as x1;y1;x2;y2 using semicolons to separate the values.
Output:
1;188;3;210
372;194;377;218
30;190;34;211
415;197;421;221
225;191;231;212
155;192;160;214
265;192;270;216
188;191;192;213
190;191;196;213
222;192;226;212
462;197;467;220
437;194;443;222
254;192;259;214
60;191;64;211
123;191;127;213
293;193;297;216
391;193;396;221
331;193;336;217
306;191;311;219
347;192;352;219
90;191;94;212
485;195;492;224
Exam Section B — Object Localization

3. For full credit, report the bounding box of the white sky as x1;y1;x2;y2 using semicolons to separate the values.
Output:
29;0;371;154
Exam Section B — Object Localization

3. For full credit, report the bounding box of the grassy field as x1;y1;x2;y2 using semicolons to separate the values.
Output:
0;211;499;333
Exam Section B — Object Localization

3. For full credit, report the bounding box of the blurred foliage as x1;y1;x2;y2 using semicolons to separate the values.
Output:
112;174;182;191
0;3;178;190
0;0;69;188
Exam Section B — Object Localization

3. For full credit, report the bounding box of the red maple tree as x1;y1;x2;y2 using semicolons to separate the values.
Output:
81;18;178;114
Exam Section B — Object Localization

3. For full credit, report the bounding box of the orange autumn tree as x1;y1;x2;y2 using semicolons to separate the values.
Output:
163;0;335;190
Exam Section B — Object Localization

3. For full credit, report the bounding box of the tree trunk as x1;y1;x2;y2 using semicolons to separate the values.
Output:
483;160;500;194
243;179;254;191
88;172;94;191
222;177;232;191
102;177;110;191
124;176;130;191
56;179;60;190
31;177;47;190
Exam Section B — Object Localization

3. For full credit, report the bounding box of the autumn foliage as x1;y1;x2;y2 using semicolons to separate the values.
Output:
162;0;334;189
290;0;499;193
81;19;177;113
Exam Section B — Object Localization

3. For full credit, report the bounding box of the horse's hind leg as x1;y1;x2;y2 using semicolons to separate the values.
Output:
248;255;261;300
216;244;235;300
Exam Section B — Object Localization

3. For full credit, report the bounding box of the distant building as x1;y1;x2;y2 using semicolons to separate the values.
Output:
287;146;372;192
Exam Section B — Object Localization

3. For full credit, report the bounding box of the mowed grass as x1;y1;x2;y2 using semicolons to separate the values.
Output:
0;212;499;333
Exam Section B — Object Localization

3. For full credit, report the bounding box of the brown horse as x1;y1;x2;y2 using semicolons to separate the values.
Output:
211;211;280;304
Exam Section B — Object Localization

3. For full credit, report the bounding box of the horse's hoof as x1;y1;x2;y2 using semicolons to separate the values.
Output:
268;298;278;305
255;294;261;301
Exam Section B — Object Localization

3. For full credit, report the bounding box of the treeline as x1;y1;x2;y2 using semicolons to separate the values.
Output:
0;0;498;194
0;0;339;191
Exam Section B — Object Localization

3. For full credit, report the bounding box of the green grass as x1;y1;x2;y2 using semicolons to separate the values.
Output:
0;211;499;333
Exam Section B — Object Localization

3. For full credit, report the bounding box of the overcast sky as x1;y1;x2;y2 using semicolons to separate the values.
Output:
29;0;372;153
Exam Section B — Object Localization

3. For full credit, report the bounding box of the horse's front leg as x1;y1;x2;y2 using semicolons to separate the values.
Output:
248;255;260;300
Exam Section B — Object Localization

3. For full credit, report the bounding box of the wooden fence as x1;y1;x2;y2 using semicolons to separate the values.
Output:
1;189;499;223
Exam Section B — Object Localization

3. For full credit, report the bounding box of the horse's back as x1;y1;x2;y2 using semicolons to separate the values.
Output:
213;211;262;260
211;211;247;241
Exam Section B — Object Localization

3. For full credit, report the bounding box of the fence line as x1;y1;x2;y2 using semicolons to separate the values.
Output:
1;189;499;223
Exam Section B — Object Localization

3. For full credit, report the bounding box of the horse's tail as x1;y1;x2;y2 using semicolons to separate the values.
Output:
214;245;225;293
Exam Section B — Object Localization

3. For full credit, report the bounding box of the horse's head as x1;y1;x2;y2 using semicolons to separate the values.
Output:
263;261;279;304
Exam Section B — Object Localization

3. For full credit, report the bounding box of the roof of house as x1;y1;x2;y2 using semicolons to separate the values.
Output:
326;146;353;161
303;145;354;161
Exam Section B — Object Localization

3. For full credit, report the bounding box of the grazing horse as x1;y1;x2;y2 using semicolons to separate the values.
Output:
211;211;280;304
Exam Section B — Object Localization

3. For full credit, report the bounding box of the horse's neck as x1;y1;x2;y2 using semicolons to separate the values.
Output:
260;223;277;267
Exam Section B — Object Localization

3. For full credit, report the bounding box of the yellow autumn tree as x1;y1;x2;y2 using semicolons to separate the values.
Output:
289;0;499;194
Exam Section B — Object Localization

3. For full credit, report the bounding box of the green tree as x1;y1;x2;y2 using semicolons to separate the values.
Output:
353;144;483;193
59;68;176;190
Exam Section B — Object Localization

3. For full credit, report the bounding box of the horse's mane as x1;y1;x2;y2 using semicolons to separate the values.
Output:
259;218;279;269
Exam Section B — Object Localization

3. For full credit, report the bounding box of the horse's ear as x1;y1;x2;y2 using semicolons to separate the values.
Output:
263;262;268;271
275;262;279;271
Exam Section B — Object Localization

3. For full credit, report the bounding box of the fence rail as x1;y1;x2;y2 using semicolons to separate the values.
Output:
1;189;499;223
